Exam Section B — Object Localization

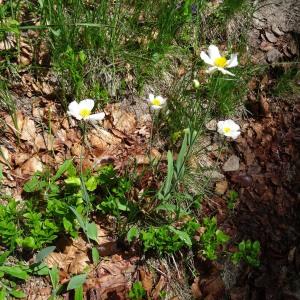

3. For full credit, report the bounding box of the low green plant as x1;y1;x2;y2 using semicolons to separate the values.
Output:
141;220;199;254
0;251;28;299
128;281;146;300
231;239;260;267
227;190;238;210
200;217;229;260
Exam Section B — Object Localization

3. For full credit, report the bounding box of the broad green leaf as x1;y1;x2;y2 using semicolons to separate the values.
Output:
22;237;36;249
163;151;174;196
30;262;50;276
75;285;84;300
253;241;260;252
92;247;100;264
239;241;246;252
169;227;192;247
86;176;97;191
67;274;87;291
36;246;56;263
86;222;98;243
65;177;81;186
0;266;29;280
9;289;26;298
176;131;188;176
52;160;73;181
127;226;139;242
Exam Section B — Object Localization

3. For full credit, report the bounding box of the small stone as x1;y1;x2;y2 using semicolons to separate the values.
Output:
265;31;278;43
271;24;284;36
215;180;228;195
259;41;274;52
223;155;240;172
206;119;217;131
204;170;225;181
266;48;282;63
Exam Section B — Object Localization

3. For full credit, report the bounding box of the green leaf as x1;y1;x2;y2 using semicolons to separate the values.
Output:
9;289;26;298
215;230;229;244
176;131;188;176
30;262;50;276
86;176;97;191
163;151;174;196
239;241;246;252
155;203;177;213
49;266;59;289
169;227;192;247
52;160;73;181
75;285;84;300
127;226;139;242
0;289;6;300
0;251;9;265
253;241;260;252
22;237;36;249
92;247;100;264
67;274;87;291
0;165;3;182
65;177;81;186
0;266;29;280
36;246;56;263
70;207;86;231
86;222;98;243
23;175;44;192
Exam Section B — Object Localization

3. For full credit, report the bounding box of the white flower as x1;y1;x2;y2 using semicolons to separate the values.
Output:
67;99;105;121
193;79;200;89
147;93;166;110
217;119;241;139
200;45;238;76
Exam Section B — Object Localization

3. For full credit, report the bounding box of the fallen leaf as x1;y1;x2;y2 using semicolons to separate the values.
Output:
21;117;36;142
21;156;43;176
140;268;153;296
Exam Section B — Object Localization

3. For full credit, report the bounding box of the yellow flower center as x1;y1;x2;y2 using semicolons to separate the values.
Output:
151;98;161;106
214;56;228;68
79;108;91;118
223;127;231;134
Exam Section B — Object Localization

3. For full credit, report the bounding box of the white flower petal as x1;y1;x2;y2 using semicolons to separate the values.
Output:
87;112;105;121
217;121;225;134
230;131;241;139
200;51;214;65
156;96;166;105
148;93;154;102
151;105;162;110
68;101;79;115
206;66;218;74
227;53;238;68
78;99;95;110
224;119;240;131
218;67;235;76
208;45;221;61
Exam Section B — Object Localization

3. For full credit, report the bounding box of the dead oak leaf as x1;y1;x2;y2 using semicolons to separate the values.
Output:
20;117;36;142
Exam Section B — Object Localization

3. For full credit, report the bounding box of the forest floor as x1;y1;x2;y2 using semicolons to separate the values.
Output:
0;1;299;299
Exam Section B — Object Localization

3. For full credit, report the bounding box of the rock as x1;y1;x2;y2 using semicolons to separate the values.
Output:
265;31;278;43
215;180;228;195
223;155;240;172
206;119;217;131
271;24;284;36
266;48;282;63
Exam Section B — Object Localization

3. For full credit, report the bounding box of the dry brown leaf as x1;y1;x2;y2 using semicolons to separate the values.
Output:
191;277;202;299
68;252;90;274
45;252;70;270
20;117;36;142
89;134;108;150
215;180;228;195
21;156;43;176
0;146;11;165
140;268;153;296
152;276;166;300
111;106;137;134
14;152;31;166
98;128;121;145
